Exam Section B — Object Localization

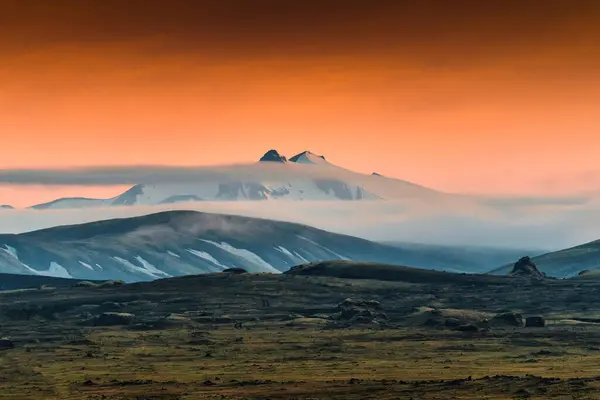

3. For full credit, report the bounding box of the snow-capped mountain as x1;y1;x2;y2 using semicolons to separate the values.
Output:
0;205;13;210
29;150;440;209
0;210;469;282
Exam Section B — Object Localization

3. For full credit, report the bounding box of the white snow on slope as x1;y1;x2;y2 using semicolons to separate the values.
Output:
112;256;163;279
135;256;171;277
290;151;329;165
79;261;95;270
297;236;350;260
293;251;310;263
2;245;19;260
167;250;181;258
275;246;308;264
186;249;227;271
1;245;75;277
2;245;41;275
47;262;73;278
199;240;280;273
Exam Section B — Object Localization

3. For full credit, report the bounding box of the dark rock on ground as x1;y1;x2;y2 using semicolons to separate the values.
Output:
458;324;479;332
491;312;524;327
222;268;248;274
511;256;544;278
92;312;135;326
525;316;546;328
333;298;387;327
445;318;462;328
0;338;14;349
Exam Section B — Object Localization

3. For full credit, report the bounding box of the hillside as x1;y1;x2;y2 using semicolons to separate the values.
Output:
489;239;600;278
382;242;545;273
0;210;488;282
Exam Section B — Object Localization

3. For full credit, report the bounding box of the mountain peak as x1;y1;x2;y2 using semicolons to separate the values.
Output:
259;149;287;163
0;205;14;210
289;151;328;165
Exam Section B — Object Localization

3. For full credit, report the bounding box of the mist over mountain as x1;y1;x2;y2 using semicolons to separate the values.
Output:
0;150;439;209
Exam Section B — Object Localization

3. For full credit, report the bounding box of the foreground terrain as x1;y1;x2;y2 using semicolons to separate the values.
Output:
2;262;600;399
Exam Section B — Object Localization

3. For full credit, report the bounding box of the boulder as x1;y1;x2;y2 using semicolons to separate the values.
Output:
0;338;14;349
222;268;248;274
490;312;524;327
74;281;98;288
338;298;380;309
511;257;544;278
525;316;546;328
445;318;462;328
93;312;135;326
334;298;387;327
458;324;479;332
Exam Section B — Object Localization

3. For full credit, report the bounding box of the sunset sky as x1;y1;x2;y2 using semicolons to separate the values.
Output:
1;0;600;207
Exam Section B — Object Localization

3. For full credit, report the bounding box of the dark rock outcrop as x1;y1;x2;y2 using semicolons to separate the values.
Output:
511;256;544;278
525;316;546;328
458;324;479;332
259;150;287;163
0;338;14;349
490;312;524;327
333;298;387;327
444;318;462;328
222;268;248;274
92;312;135;326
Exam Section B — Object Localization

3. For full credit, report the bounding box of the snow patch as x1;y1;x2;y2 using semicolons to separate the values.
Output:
199;240;280;273
112;256;163;279
47;262;73;278
2;244;19;259
297;236;350;260
1;244;41;275
186;249;227;271
167;250;181;258
293;251;310;264
135;256;171;277
275;246;309;264
78;261;95;270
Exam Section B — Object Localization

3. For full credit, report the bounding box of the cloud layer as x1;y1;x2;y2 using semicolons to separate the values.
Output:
2;198;600;251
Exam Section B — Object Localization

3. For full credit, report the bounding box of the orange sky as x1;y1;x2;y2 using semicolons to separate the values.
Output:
1;1;600;207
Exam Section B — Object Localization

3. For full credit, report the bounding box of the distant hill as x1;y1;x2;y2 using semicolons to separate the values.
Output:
0;273;99;291
381;242;547;273
286;260;510;285
0;210;485;282
489;239;600;278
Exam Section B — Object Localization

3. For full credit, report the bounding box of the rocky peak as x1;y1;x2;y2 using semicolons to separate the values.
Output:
259;150;287;163
289;151;327;164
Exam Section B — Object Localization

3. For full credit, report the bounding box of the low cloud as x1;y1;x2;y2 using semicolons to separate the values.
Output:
1;199;600;251
0;163;366;186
